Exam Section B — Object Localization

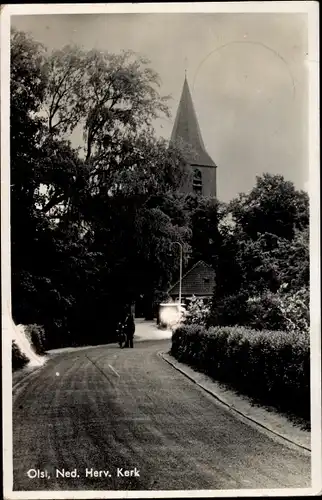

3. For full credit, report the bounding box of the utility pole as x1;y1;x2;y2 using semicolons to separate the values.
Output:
172;242;183;309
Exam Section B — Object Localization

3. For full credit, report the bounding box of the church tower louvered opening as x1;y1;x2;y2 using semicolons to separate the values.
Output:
170;76;217;198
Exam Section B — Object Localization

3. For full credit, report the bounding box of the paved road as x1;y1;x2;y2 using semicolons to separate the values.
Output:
13;339;311;491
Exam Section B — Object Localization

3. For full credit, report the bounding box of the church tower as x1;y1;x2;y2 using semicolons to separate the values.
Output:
170;76;217;198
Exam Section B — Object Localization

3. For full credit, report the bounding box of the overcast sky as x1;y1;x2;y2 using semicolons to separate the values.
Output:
12;13;308;202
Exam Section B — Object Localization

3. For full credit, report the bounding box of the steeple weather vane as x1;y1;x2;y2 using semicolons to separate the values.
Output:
184;56;188;78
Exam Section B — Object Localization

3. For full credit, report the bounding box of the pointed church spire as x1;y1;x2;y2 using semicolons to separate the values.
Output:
171;77;216;168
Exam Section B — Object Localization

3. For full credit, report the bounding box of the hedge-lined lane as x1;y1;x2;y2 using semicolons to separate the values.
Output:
13;340;310;490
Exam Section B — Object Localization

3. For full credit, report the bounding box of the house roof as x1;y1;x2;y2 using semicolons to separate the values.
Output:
168;260;216;297
170;77;216;168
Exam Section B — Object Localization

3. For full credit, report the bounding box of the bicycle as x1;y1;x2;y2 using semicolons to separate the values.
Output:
118;330;127;348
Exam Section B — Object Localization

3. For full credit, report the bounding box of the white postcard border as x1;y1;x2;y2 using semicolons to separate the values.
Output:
1;2;320;498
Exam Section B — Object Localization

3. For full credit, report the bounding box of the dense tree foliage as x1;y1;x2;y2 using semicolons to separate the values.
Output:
229;173;309;240
10;29;191;347
210;175;309;330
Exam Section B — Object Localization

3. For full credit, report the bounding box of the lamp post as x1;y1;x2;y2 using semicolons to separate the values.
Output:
171;242;183;309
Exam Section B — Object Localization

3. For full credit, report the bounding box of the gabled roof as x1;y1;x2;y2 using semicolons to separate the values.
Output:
168;260;216;297
170;77;216;168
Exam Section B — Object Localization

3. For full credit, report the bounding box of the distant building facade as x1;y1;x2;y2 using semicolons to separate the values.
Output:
170;76;217;198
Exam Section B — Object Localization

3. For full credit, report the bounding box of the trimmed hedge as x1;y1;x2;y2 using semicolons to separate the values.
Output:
12;341;29;371
171;324;310;421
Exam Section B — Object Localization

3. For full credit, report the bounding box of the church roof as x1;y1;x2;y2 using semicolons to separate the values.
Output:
168;260;216;297
170;77;216;168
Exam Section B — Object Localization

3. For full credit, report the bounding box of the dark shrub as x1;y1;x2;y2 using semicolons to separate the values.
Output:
246;293;286;331
24;324;46;354
209;291;250;327
12;341;29;371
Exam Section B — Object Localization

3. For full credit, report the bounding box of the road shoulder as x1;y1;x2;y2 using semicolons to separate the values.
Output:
159;351;311;454
12;363;45;398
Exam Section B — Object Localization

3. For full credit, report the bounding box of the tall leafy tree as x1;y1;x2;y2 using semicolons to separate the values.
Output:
11;30;192;345
229;173;309;242
10;29;49;324
209;174;309;328
188;196;222;267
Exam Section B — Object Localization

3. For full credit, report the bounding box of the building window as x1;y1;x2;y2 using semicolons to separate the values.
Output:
192;169;202;194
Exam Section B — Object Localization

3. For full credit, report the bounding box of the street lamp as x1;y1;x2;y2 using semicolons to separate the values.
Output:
171;242;183;308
